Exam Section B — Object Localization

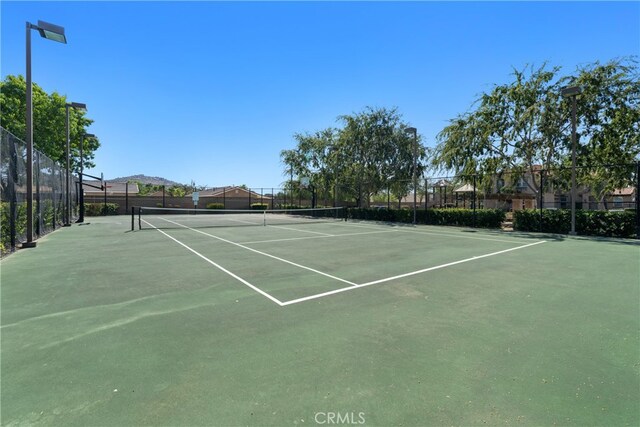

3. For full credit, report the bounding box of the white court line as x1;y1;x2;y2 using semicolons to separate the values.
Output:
142;219;284;306
337;221;528;244
227;218;262;225
280;240;547;306
393;228;526;244
357;240;546;286
267;224;334;236
145;217;546;307
160;218;357;286
240;229;398;245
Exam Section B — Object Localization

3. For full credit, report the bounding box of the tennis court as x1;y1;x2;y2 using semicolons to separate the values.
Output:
1;213;638;426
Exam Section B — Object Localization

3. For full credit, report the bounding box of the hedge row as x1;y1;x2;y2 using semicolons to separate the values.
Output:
84;203;119;216
347;208;506;229
205;203;225;209
513;209;637;238
1;202;26;254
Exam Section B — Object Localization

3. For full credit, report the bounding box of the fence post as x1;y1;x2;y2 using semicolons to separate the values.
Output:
539;169;545;233
35;151;41;236
8;135;18;252
473;174;477;228
52;167;57;230
162;185;166;208
125;182;129;213
103;183;107;215
636;161;639;239
424;179;428;210
386;187;390;209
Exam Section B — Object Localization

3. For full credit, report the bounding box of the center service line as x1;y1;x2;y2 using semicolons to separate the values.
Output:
160;218;357;286
143;219;284;306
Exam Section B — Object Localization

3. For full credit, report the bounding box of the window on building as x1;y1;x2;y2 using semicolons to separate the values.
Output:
555;194;568;209
516;177;527;192
613;196;623;208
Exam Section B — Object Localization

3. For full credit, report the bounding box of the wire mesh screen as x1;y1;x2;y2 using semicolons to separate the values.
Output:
422;166;638;212
1;127;77;256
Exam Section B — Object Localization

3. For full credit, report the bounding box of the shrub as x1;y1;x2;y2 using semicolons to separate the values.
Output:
206;203;224;209
85;203;119;216
1;202;26;254
251;203;268;210
346;207;505;228
422;208;505;228
513;209;636;238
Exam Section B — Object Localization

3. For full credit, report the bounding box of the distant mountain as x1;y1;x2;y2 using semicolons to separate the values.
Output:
110;174;182;186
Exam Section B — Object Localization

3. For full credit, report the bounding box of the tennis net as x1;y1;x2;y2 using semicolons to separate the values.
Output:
134;206;346;230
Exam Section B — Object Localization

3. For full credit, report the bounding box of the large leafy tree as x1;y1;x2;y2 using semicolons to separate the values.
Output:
433;63;567;196
571;59;640;201
281;107;427;207
287;128;340;205
0;74;99;169
432;58;639;202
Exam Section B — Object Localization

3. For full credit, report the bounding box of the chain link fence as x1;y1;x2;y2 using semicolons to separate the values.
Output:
1;127;78;256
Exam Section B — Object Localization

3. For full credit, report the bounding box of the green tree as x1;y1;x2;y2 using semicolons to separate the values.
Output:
167;185;187;197
432;58;639;205
433;63;566;197
283;128;340;205
136;183;163;196
282;107;427;207
0;74;99;168
571;59;640;202
336;107;427;207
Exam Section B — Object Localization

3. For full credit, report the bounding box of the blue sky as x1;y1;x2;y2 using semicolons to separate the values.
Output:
2;1;638;188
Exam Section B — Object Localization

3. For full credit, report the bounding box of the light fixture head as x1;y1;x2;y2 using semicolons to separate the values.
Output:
68;102;87;110
561;85;583;97
36;20;67;44
405;127;417;134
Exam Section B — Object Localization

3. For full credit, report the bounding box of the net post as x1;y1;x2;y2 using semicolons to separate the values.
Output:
263;210;267;226
138;207;141;230
131;206;134;231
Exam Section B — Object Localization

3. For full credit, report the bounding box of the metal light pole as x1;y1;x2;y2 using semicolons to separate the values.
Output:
561;85;583;236
406;127;418;225
77;133;95;223
25;20;67;247
64;102;87;226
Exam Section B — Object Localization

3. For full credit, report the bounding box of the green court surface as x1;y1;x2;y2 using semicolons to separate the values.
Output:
1;215;638;426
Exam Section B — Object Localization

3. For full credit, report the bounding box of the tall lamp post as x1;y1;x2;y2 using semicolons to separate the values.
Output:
561;85;583;236
406;127;418;225
24;20;67;247
77;133;95;223
64;102;87;226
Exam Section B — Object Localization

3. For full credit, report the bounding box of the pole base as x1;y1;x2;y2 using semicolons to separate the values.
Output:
569;231;577;236
21;241;37;248
62;223;72;227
